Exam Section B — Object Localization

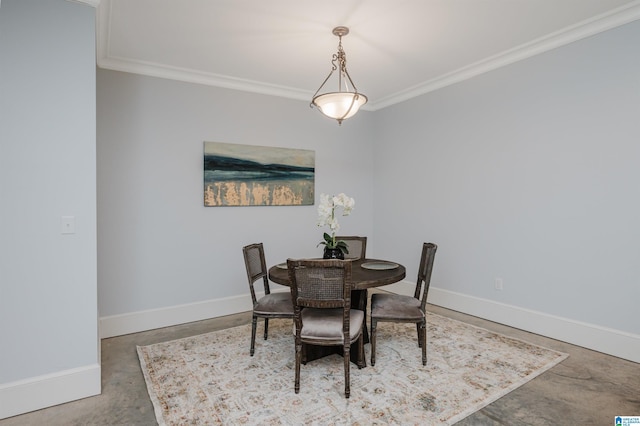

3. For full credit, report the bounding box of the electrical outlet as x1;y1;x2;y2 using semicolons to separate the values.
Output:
495;278;503;291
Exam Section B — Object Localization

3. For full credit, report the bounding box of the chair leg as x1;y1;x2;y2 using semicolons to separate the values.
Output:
250;316;258;356
294;340;302;394
416;323;422;347
357;334;366;369
420;319;427;366
370;318;377;366
344;343;351;398
263;318;269;340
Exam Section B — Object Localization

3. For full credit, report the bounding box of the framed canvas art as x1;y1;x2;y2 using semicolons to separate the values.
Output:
204;141;315;206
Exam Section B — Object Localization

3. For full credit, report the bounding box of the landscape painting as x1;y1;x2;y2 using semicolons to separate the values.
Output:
204;141;315;206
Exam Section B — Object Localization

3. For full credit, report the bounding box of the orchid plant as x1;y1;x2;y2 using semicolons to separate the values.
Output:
317;193;355;254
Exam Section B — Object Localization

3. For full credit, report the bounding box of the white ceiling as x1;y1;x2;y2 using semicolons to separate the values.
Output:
96;0;640;110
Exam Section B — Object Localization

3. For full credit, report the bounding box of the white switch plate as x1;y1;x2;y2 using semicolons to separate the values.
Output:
61;216;75;234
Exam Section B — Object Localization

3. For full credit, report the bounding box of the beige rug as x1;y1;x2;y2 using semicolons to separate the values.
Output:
137;312;568;425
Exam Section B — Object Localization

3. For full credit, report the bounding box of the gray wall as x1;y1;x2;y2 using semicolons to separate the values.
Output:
0;0;99;416
96;70;376;318
96;21;640;353
373;20;640;335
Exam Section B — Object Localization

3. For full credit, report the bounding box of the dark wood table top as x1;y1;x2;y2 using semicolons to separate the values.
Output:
268;258;406;290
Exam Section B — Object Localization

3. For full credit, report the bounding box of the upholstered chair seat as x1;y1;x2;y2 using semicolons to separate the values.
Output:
370;294;422;321
253;292;294;316
300;308;365;342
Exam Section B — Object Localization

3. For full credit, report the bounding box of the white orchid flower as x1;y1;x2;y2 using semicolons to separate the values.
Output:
316;192;355;252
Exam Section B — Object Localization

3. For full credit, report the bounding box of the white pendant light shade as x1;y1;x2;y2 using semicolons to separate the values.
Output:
312;92;368;121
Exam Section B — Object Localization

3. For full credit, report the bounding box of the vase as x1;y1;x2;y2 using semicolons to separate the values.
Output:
323;247;345;260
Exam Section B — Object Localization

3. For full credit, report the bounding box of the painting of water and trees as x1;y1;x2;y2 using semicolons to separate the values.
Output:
204;141;315;206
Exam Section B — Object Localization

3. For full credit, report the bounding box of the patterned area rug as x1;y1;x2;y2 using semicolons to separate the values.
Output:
137;312;568;425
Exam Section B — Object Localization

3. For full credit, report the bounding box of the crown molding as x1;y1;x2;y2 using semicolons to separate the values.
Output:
369;0;640;110
97;0;640;111
98;56;313;102
68;0;100;7
96;0;313;102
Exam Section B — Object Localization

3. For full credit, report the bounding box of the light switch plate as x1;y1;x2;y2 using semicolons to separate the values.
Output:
61;216;75;234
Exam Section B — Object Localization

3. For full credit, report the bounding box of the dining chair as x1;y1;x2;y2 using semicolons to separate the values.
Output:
335;236;367;260
370;242;437;366
242;243;294;356
287;258;365;398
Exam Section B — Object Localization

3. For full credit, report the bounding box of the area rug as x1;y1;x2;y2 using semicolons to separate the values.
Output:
137;312;568;425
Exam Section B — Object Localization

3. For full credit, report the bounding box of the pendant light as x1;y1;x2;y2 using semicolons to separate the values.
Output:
310;26;368;125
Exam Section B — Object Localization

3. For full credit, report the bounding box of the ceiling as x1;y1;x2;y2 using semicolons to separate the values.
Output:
96;0;640;111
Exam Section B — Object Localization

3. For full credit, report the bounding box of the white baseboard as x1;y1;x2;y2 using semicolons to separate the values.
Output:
99;293;253;339
385;281;640;364
0;364;101;420
99;289;290;339
99;283;640;363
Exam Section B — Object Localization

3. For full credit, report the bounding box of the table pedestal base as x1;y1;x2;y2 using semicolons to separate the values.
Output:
302;342;366;368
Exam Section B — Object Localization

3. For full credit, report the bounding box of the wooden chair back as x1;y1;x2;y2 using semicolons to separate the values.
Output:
335;236;367;260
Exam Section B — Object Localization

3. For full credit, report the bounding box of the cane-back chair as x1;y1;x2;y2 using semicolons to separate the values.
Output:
287;259;365;398
242;243;294;356
370;242;437;366
335;236;367;260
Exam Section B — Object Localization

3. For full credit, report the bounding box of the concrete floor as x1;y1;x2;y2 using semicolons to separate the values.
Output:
2;302;638;425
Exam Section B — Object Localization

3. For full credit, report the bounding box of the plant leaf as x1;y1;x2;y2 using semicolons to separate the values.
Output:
336;240;349;254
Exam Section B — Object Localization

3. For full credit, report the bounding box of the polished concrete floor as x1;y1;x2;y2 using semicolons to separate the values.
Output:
2;299;638;425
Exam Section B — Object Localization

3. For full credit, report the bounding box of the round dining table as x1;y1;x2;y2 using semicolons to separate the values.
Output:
268;258;406;366
268;257;406;290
